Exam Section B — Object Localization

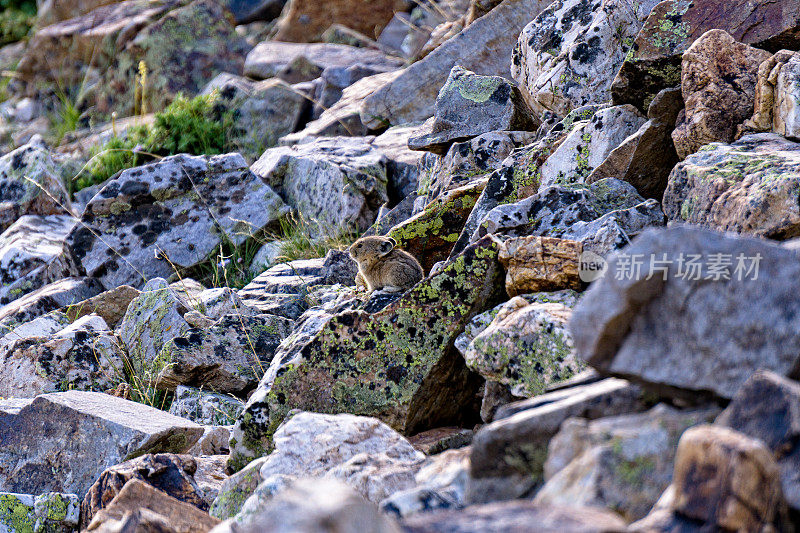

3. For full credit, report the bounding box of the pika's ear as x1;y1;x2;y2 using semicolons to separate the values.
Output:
379;239;395;256
387;237;397;247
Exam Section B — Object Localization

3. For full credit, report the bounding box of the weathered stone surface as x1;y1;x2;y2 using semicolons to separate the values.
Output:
587;87;683;199
499;236;582;297
743;50;800;141
85;479;220;533
401;500;627;532
188;427;232;458
537;105;646;189
63;285;140;329
512;0;661;117
0;277;103;331
408;67;537;155
272;0;405;42
371;124;426;201
387;179;485;273
671;426;791;532
0;491;80;533
202;73;307;163
229;236;503;471
671;30;770;159
67;153;288;290
0;314;125;398
252;137;389;236
193;455;228;506
467;377;647;503
81;454;208;526
360;0;554;128
169;386;244;426
570;225;800;401
158;312;294;394
716;371;800;513
534;404;718;522
663;134;800;238
35;0;118;27
228;0;287;24
244;41;402;83
611;0;800;113
0;215;78;307
0;391;203;498
210;478;401;533
0;140;70;232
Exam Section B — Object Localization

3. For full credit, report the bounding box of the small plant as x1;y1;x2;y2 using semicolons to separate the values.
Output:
265;213;361;264
51;90;84;144
0;0;35;46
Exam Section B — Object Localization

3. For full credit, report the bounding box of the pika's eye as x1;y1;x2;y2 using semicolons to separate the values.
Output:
357;244;362;249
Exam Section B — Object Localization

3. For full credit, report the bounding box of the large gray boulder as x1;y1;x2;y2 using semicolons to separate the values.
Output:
66;153;289;290
570;225;800;400
0;277;103;331
0;391;203;498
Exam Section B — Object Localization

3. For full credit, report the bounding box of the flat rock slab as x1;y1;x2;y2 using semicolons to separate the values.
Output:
67;153;289;290
0;277;103;331
0;391;203;498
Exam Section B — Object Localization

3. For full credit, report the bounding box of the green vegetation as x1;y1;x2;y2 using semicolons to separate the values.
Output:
0;0;36;47
267;214;361;264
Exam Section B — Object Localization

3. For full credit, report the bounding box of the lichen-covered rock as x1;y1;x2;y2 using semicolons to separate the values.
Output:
228;236;504;471
170;386;244;426
611;0;800;112
534;404;718;522
80;454;208;527
0;314;125;398
671;30;771;159
570;225;800;401
716;371;800;513
512;0;661;117
0;391;203;498
201;74;307;163
0;278;103;332
272;0;406;42
663;134;800;238
537;105;646;188
360;0;554;128
251;137;389;236
67;153;289;290
157;313;294;394
0;215;79;307
498;236;582;297
0;140;71;232
209;456;268;520
63;285;140;329
586;87;683;199
0;492;79;533
408;67;538;155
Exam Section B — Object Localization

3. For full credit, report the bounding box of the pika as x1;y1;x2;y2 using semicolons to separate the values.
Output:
349;236;424;293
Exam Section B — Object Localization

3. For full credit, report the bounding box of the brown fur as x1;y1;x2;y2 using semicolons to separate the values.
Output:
349;236;424;293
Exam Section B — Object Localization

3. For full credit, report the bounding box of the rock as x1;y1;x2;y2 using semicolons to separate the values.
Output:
188;427;233;457
0;277;103;332
228;236;503;471
537;105;647;189
157;312;294;394
210;478;401;533
401;500;627;532
671;30;771;160
611;0;800;113
201;73;307;163
534;404;718;521
0;391;203;498
209;456;268;520
586;87;683;199
85;479;220;533
407;428;474;456
228;0;287;24
462;294;583;398
244;41;402;83
387;179;485;273
0;215;78;307
193;455;228;506
371;124;426;202
0;492;80;533
0;314;125;398
322;24;383;49
498;237;582;297
251;137;388;236
570;225;800;401
311;62;401;122
67;153;288;290
715;371;800;513
169;386;245;426
272;0;406;42
360;0;554;128
63;285;140;329
0;140;71;232
671;426;791;532
744;50;800;141
512;0;661;117
408;67;538;155
81;454;209;526
663;133;800;238
467;377;647;503
35;0;117;27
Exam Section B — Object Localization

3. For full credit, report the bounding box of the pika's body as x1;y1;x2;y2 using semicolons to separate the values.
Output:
349;236;424;293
